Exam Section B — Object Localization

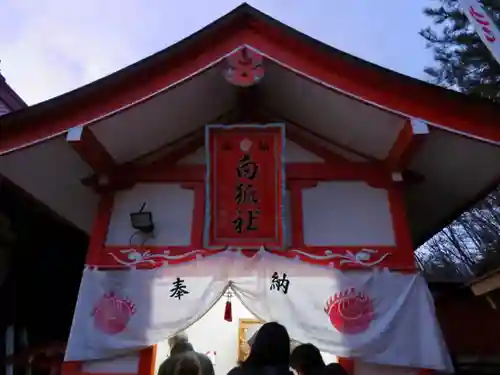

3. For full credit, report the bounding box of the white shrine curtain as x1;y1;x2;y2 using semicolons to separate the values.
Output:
64;251;452;372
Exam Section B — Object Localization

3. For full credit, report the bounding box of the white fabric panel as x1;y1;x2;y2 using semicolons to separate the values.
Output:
65;251;452;371
66;254;229;361
230;252;450;371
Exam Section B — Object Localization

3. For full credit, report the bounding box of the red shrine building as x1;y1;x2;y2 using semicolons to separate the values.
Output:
2;4;500;375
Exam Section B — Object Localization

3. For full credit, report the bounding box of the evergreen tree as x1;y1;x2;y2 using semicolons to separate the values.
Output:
420;0;500;100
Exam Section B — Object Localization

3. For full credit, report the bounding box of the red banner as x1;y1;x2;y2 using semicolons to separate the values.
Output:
206;125;285;248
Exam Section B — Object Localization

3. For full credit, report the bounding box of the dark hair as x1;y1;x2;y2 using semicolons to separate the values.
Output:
325;363;348;375
173;353;202;375
290;344;325;375
243;322;291;368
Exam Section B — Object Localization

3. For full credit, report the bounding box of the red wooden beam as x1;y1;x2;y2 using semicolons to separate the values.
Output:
287;163;389;186
131;164;205;182
385;118;429;171
147;132;204;168
81;131;204;190
66;126;116;174
84;114;227;189
98;245;415;271
286;126;351;164
85;192;114;265
181;182;205;248
287;180;317;248
104;162;391;189
260;109;378;162
128;127;206;167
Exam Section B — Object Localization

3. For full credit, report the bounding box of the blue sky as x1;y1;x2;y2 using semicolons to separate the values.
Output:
0;0;436;105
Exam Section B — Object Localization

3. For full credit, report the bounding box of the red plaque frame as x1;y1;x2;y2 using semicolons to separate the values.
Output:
205;124;285;249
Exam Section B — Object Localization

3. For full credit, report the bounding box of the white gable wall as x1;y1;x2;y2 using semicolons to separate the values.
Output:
105;144;394;247
106;184;194;246
105;181;393;248
302;182;395;246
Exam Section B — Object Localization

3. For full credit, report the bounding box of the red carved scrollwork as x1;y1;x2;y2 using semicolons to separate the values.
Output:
92;246;406;270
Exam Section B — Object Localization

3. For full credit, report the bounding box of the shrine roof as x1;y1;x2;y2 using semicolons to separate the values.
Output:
1;3;500;246
1;3;500;146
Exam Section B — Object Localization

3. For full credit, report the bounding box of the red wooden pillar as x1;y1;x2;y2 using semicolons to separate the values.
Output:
138;346;158;375
387;181;417;269
86;192;115;264
338;358;355;374
181;183;205;248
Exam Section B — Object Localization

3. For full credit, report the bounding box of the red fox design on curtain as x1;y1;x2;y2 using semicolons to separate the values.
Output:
92;292;136;335
324;288;375;334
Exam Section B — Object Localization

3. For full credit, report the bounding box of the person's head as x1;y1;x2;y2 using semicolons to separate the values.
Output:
243;322;290;368
325;363;348;375
290;344;325;375
168;332;189;350
172;353;202;375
